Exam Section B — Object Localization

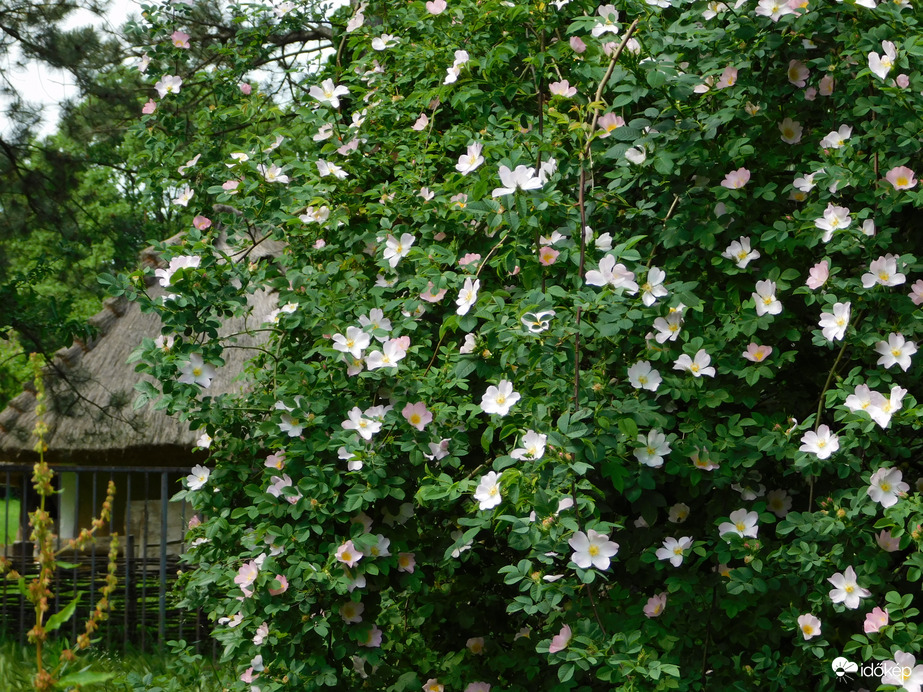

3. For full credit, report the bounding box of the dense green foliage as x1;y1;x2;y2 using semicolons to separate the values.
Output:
118;0;922;690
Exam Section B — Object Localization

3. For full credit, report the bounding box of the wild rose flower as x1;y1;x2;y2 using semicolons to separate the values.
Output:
480;380;520;416
456;277;480;315
366;338;408;370
799;424;839;459
819;124;852;149
721;167;750;189
336;540;362;567
569;529;619;570
309;78;349;107
538;246;559;266
570;36;587;53
797;614;821;640
656;536;693;567
186;465;210;490
474;471;502;510
585;255;639;292
411;113;429;131
814;204;851;242
258;163;290;184
862;255;905;288
876;530;901;552
885;165;917;190
235;560;260;597
492;165;542;196
644;593;667;618
383;233;415;268
155;75;182;97
171;30;190;49
653;312;683;343
910;280;923;305
359;625;382;648
268;575;288;596
591;4;620;36
371;34;398;51
818;302;850;341
867;467;909;508
316;159;348;179
755;0;797;20
634;429;671;467
521;310;555;333
426;0;447;13
881;652;923;690
178;353;216;388
819;75;834;95
597;113;626;138
828;566;870;609
787;60;809;87
402;402;433;431
806;260;829;290
766;489;792;518
868;41;896;80
722;237;760;268
716;66;738;89
864;607;888;634
627;361;662;391
673;350;716;377
875;333;917;371
742;343;772;362
719;509;759;539
549;80;577;97
753;279;782;316
548;624;571;653
142;99;156;114
778;117;802;144
511;430;547;460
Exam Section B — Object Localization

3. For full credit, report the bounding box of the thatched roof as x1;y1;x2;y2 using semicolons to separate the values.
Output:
0;232;283;463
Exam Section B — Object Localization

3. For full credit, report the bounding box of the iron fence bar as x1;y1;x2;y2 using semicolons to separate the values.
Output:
106;469;114;650
159;471;168;652
124;472;132;655
71;471;80;644
2;470;9;636
19;471;28;647
141;471;149;653
89;471;98;639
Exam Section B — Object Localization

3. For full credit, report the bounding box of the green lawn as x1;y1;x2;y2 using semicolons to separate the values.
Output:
0;639;230;691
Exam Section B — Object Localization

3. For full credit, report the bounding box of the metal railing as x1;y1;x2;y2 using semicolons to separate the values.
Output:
0;464;210;653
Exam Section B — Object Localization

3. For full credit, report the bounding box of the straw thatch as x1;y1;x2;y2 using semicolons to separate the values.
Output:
0;231;283;464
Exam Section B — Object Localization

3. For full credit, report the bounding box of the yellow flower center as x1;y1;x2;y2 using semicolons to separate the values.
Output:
588;545;599;556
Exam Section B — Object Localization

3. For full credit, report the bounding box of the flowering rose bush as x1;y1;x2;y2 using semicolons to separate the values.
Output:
115;0;923;689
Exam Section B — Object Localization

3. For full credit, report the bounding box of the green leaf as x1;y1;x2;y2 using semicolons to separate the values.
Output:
45;595;81;632
55;669;115;687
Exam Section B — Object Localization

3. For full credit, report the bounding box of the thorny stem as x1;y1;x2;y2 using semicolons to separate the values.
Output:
585;18;641;152
574;164;589;408
808;332;851;511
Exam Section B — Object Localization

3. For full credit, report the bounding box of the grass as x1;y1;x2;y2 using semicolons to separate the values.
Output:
0;638;231;691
